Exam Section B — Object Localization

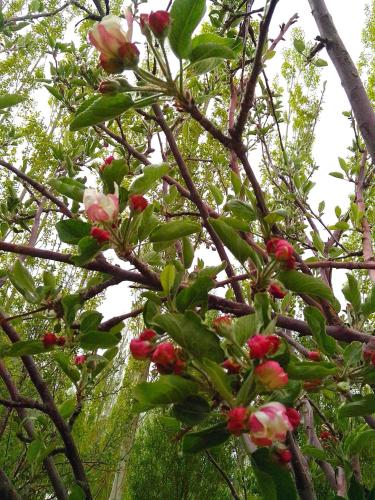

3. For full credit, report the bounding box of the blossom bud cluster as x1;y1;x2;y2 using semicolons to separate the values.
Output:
266;238;296;269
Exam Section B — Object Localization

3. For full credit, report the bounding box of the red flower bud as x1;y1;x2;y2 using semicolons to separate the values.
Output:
307;351;321;361
99;80;122;94
222;359;241;374
212;315;232;337
104;155;114;165
255;360;288;390
268;283;287;299
173;357;186;375
303;379;321;391
277;448;293;463
90;227;111;244
130;338;154;360
247;335;280;359
56;336;66;347
227;407;248;435
319;430;332;441
266;238;294;261
42;332;57;347
149;11;171;39
129;194;148;212
74;354;86;366
139;328;157;341
152;342;177;373
285;407;301;430
284;255;296;269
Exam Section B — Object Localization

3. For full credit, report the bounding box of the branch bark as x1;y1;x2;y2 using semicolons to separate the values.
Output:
308;0;375;163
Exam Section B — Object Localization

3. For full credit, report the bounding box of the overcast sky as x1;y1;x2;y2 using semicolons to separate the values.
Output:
98;0;368;321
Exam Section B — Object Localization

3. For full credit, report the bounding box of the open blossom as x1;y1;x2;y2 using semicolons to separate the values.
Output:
227;407;248;435
83;189;119;223
248;402;292;446
247;335;280;359
129;194;148;212
88;15;139;73
255;360;288;390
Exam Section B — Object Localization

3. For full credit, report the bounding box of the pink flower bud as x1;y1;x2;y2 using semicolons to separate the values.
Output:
90;227;111;244
285;407;301;430
266;238;294;261
248;402;292;446
307;350;321;362
222;359;241;374
255;360;288;390
149;11;171;39
129;194;148;212
130;339;154;360
212;315;232;337
247;335;280;359
74;354;86;366
277;448;293;463
268;283;287;299
88;15;139;73
42;332;57;347
84;189;119;223
227;407;248;435
139;329;157;341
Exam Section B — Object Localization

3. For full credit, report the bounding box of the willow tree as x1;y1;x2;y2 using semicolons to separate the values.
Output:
0;0;375;499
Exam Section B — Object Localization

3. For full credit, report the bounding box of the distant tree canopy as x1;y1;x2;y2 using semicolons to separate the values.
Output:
0;1;375;499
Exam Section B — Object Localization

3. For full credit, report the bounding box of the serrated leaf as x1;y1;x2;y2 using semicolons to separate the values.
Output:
149;220;201;242
129;164;168;194
169;0;206;58
56;219;91;244
0;93;26;109
278;270;337;305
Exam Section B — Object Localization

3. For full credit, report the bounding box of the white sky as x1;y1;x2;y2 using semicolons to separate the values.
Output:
93;0;368;320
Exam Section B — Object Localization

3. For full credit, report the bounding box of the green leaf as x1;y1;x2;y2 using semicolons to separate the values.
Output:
72;236;102;266
278;270;337;306
9;260;39;303
176;276;214;312
54;352;80;383
342;274;361;312
80;311;103;332
346;429;375;455
208;184;224;205
61;293;82;325
149;220;201;242
301;445;328;461
58;397;76;419
304;306;337;355
70;94;134;131
315;58;328;67
338;395;375;417
182;236;194;269
153;312;225;363
69;484;85;500
209;217;259;265
329;172;344;179
78;331;120;349
293;39;305;53
233;314;259;345
26;439;43;464
343;342;362;367
4;340;50;357
361;286;375;316
49;177;85;202
200;358;234;404
0;94;26;109
286;360;337;380
182;422;230;453
56;219;91;244
160;263;176;295
101;159;128;193
169;0;206;58
264;209;289;226
134;375;198;409
172;395;210;425
189;42;235;62
252;448;298;500
225;199;256;222
129;164;168;194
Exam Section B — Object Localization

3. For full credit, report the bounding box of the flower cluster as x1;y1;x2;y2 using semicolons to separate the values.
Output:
42;332;66;348
266;238;295;269
227;402;300;450
130;330;186;374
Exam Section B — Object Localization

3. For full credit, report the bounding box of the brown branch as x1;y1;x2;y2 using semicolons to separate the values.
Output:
0;468;22;500
307;260;375;270
268;14;299;52
0;159;73;218
233;0;280;138
5;2;71;23
287;432;317;500
0;398;47;413
205;451;240;500
355;151;375;282
308;0;375;163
